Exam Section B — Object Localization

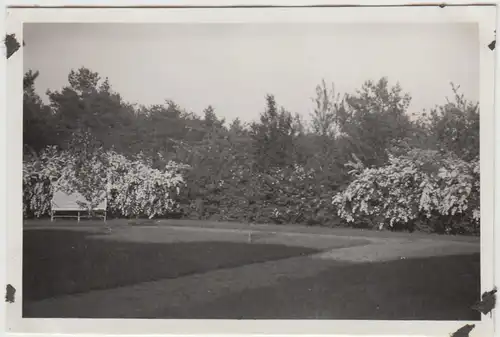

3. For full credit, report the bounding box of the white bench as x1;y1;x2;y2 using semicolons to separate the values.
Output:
51;190;107;222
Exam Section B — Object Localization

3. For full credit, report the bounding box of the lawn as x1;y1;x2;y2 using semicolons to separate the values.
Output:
22;224;481;320
179;253;480;320
23;228;321;301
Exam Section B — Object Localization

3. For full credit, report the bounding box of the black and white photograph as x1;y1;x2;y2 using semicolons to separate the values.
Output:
4;4;498;335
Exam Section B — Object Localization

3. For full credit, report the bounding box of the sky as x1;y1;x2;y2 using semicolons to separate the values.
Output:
24;23;479;124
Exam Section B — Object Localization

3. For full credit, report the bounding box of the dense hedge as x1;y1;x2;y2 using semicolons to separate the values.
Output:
188;164;339;226
23;144;479;236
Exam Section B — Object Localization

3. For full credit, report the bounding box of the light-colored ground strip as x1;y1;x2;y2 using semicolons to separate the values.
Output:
312;239;480;263
89;226;374;250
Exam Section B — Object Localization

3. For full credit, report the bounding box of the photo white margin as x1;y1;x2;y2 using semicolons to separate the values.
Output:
1;2;498;337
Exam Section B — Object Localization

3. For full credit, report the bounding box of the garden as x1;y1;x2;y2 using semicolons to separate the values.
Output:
21;68;482;320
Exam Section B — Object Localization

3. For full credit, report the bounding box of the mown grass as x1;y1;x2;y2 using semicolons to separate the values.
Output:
178;253;481;321
23;226;480;321
23;229;321;301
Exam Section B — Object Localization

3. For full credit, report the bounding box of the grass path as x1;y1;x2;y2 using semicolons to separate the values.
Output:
85;224;481;263
314;239;479;263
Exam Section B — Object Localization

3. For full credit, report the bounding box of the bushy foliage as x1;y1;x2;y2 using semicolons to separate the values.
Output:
332;149;479;234
182;160;341;226
261;165;339;226
250;95;303;170
23;146;69;217
23;140;190;219
337;77;415;167
412;84;479;161
105;152;190;218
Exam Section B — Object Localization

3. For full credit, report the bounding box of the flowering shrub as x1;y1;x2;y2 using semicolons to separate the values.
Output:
23;145;190;219
23;146;68;217
106;152;190;218
332;149;479;234
55;147;109;213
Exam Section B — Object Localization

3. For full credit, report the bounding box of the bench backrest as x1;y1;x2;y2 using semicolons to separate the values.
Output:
51;190;107;212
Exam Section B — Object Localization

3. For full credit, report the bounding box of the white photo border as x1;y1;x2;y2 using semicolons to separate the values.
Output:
3;3;498;337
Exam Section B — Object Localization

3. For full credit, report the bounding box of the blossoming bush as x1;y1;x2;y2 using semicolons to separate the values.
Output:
23;145;190;219
23;146;69;217
332;149;479;234
105;152;190;218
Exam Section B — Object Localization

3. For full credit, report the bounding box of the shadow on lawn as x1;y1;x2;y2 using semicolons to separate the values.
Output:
23;229;320;301
179;253;481;321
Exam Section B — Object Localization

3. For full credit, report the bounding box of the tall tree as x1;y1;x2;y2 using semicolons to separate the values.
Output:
23;70;55;152
310;79;345;138
250;95;301;171
339;77;414;167
412;84;479;161
203;105;225;131
229;117;247;135
46;67;136;151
